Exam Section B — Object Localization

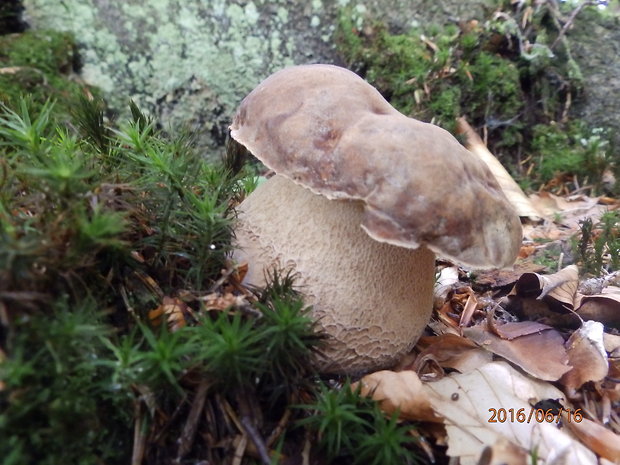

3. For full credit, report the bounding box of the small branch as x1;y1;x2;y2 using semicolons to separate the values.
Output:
176;379;211;460
240;416;272;465
131;400;147;465
231;435;248;465
550;0;595;50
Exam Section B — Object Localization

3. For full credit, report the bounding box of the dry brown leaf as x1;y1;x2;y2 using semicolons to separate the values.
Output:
355;370;440;422
200;292;248;311
492;321;556;340
528;192;604;230
424;362;597;465
148;296;190;331
513;265;579;310
562;415;620;462
522;193;609;245
603;332;620;353
412;334;493;375
460;293;478;327
473;262;547;289
576;286;620;329
456;117;541;220
464;322;570;381
560;321;608;391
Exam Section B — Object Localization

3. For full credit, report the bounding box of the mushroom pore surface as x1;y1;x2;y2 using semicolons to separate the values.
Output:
234;175;436;374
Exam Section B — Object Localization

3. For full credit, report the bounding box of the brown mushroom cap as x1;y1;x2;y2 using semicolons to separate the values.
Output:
230;64;522;268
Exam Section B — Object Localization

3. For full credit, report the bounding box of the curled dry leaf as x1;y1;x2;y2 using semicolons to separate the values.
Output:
472;261;546;289
412;334;492;375
575;286;620;329
463;322;570;381
424;362;596;465
560;320;608;392
491;320;557;340
459;293;478;327
354;370;440;422
200;292;249;311
148;296;191;331
456;117;541;221
434;266;460;307
513;265;579;309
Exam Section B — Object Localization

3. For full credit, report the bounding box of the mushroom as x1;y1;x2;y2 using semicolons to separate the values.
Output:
230;64;522;374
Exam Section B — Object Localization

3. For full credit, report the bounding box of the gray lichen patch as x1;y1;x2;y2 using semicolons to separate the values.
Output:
22;0;494;152
22;0;329;151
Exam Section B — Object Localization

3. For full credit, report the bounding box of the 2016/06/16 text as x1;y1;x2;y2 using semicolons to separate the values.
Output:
488;408;583;424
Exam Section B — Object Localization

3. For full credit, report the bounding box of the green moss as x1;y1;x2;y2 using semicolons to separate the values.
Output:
464;52;523;119
0;30;93;119
336;10;524;134
532;121;613;188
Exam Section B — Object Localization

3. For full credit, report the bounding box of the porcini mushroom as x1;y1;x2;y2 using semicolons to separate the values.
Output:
230;64;522;374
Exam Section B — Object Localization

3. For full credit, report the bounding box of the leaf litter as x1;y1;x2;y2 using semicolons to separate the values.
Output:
355;122;620;465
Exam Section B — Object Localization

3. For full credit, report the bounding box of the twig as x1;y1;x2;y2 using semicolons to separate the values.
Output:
550;0;595;50
240;416;272;465
176;379;211;460
131;400;147;465
266;407;292;447
232;435;248;465
302;433;311;465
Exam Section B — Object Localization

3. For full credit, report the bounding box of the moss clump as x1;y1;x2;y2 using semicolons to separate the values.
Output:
0;96;420;464
532;121;613;187
575;211;620;276
336;15;524;134
0;30;91;120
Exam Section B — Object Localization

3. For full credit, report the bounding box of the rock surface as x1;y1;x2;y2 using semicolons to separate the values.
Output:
22;0;620;152
568;10;620;151
22;0;492;152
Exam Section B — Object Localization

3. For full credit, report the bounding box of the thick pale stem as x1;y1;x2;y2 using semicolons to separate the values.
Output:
234;175;435;374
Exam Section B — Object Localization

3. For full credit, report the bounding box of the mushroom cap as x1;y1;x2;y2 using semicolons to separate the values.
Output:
230;64;522;269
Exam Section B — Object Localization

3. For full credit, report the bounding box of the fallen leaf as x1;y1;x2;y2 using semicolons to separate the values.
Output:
562;415;620;463
456;117;541;220
434;266;460;307
464;322;570;381
149;296;191;331
472;262;547;289
200;292;249;311
424;362;597;465
460;293;478;327
560;321;608;391
412;334;493;375
355;370;440;422
513;265;579;311
576;286;620;329
478;438;529;465
491;321;557;340
528;192;604;230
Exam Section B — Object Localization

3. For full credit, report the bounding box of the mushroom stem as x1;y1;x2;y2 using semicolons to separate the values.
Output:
234;175;436;374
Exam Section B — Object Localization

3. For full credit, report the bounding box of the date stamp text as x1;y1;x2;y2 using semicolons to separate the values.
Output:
488;408;583;424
